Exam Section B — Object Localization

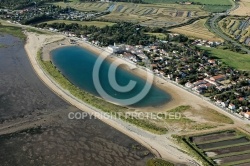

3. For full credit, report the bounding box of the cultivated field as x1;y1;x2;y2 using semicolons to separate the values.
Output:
143;0;232;12
52;2;208;27
40;20;115;28
50;2;110;12
183;130;250;165
101;3;208;27
143;0;232;5
170;18;223;41
230;0;250;16
218;16;250;43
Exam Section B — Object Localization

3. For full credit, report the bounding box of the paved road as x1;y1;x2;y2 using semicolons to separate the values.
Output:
208;2;250;54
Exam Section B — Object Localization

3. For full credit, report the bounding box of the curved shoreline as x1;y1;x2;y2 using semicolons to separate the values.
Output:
24;32;199;165
42;37;181;111
24;31;250;165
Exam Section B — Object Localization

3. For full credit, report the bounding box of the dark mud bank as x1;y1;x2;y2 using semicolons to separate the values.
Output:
0;34;152;166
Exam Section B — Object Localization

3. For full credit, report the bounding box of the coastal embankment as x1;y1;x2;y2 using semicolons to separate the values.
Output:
24;32;200;165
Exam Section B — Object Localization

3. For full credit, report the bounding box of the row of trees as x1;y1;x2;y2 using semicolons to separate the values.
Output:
37;20;192;46
37;22;155;46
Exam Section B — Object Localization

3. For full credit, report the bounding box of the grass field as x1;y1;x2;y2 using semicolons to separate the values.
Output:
230;0;250;16
200;46;250;71
52;1;208;27
171;18;223;41
145;32;167;39
146;105;233;133
0;25;26;40
40;20;115;28
218;16;250;44
203;5;231;13
0;43;6;48
143;0;232;12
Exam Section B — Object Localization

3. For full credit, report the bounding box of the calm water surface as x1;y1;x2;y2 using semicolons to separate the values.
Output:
51;46;171;107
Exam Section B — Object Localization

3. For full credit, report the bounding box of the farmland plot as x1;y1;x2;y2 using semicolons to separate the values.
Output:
171;18;223;41
52;1;209;27
183;130;250;166
230;0;250;16
219;16;250;43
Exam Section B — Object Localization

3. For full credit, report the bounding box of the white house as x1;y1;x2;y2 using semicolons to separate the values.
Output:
228;104;236;110
244;112;250;119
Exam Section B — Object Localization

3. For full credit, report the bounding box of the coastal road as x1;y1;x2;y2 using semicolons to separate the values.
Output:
208;2;250;54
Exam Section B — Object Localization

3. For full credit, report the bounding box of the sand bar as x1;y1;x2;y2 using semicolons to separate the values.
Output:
24;31;250;165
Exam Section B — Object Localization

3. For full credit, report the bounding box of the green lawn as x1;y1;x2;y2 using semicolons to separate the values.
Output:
201;47;250;71
145;33;167;39
143;0;232;12
0;43;6;48
41;20;115;28
0;25;26;40
203;5;231;13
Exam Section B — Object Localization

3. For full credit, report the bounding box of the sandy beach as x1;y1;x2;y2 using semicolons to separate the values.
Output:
24;31;250;165
24;32;202;165
42;37;182;110
0;33;158;165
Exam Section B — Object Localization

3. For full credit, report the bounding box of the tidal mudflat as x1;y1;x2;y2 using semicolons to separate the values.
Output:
0;34;152;165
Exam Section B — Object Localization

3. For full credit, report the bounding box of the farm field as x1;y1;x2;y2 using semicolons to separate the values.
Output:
170;18;223;41
183;130;250;166
50;2;110;12
52;2;209;27
143;0;232;12
101;3;208;27
203;5;231;13
39;20;115;28
100;3;208;27
200;47;250;71
143;0;232;5
218;16;250;44
230;0;250;16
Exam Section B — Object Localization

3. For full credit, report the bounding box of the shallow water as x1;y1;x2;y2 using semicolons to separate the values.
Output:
0;35;153;165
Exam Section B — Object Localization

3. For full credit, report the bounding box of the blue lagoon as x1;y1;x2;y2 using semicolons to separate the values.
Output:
51;46;171;107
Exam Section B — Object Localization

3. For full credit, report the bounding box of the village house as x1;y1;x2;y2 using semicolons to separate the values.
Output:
185;82;194;88
210;74;226;82
193;80;207;87
228;103;236;110
244;112;250;119
204;78;218;86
